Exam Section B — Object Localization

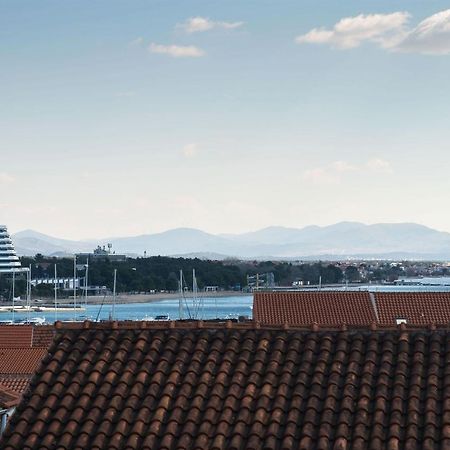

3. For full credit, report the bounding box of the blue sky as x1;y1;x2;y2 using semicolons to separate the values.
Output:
1;1;450;238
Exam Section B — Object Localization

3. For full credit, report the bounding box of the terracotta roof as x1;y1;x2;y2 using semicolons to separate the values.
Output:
0;383;21;409
0;325;33;348
0;325;54;396
31;325;56;347
253;291;377;326
0;376;31;394
3;321;450;449
0;324;55;348
376;292;450;325
0;348;48;374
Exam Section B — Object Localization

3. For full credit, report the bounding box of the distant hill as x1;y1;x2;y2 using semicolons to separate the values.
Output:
13;229;93;256
12;222;450;260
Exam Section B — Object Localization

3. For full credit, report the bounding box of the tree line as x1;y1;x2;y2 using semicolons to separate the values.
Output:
0;254;408;300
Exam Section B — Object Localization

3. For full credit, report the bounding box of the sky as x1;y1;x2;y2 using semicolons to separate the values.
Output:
1;0;450;239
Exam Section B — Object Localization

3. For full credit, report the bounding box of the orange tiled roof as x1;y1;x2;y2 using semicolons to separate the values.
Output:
0;324;55;348
0;376;31;394
2;321;450;449
376;292;450;325
0;325;55;394
0;348;48;374
31;325;56;347
0;325;33;348
253;291;377;326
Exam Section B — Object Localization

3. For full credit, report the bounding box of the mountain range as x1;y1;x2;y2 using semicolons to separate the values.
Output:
11;222;450;260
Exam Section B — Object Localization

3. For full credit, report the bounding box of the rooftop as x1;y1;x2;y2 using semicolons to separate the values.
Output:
0;325;55;394
2;320;450;449
376;292;450;325
253;291;377;326
254;290;450;326
0;383;21;409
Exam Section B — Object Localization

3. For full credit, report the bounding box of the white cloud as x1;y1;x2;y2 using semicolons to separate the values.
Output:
296;12;409;49
178;17;244;33
149;43;205;58
397;9;450;55
303;159;393;185
296;9;450;55
0;173;15;184
181;143;199;158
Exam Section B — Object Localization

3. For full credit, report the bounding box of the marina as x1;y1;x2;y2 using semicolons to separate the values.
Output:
0;295;253;323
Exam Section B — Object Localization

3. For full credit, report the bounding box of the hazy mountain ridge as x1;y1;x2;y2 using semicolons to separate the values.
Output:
11;222;450;260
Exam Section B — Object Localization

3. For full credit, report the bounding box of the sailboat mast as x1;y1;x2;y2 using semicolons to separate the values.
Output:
27;265;31;323
54;264;58;322
85;260;89;312
179;269;184;320
112;269;117;320
73;255;77;320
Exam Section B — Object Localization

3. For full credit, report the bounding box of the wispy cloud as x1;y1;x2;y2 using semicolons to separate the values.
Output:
296;9;450;55
366;158;393;174
303;160;357;185
303;159;393;185
181;143;200;158
0;173;15;184
178;17;244;33
149;43;205;58
129;37;144;47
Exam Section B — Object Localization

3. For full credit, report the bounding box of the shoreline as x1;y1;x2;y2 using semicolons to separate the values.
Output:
1;290;250;307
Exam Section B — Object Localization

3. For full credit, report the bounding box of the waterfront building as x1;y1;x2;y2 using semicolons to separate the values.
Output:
0;226;21;273
76;243;127;262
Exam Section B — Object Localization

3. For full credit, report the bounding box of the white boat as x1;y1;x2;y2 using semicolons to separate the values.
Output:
154;315;170;321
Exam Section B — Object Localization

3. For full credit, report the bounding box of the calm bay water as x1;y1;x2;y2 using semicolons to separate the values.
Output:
1;295;253;323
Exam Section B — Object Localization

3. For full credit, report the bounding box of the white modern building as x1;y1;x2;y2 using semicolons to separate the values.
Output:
0;225;21;273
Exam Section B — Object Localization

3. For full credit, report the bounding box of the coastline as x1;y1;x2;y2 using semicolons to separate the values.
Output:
85;290;250;305
2;290;250;307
